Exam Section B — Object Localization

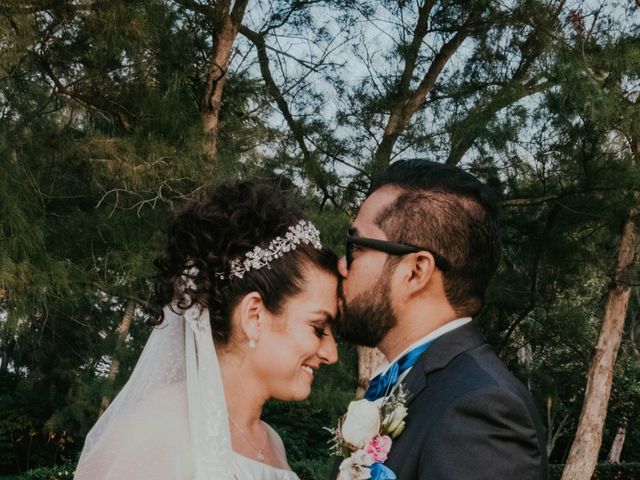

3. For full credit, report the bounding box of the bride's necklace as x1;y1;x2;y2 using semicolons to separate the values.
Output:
228;415;268;463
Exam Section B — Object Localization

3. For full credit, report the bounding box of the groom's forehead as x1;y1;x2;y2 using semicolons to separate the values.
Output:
354;186;401;231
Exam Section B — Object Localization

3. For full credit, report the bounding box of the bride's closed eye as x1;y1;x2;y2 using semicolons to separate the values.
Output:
313;324;329;338
308;310;335;339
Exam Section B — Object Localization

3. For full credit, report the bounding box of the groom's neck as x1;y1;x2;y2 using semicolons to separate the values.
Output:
379;299;457;361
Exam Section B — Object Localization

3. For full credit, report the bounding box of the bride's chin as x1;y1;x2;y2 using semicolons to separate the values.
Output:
289;392;311;402
274;385;312;402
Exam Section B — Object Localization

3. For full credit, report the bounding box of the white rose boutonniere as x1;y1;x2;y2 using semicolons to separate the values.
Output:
340;399;381;450
327;386;409;480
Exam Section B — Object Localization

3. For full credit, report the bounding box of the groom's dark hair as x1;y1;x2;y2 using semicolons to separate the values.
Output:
373;159;501;317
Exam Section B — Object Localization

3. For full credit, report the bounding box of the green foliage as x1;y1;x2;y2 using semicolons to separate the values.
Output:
0;457;77;480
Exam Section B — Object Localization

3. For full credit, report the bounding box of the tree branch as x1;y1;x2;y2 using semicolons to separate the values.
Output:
407;24;474;118
371;7;482;180
259;1;323;35
240;24;336;206
36;54;135;130
501;194;560;207
446;79;552;165
173;0;211;15
394;0;438;98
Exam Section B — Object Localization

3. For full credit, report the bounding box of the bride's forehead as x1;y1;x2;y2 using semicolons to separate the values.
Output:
285;270;338;311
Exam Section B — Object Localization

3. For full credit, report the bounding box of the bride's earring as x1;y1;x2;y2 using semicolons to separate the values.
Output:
248;338;257;349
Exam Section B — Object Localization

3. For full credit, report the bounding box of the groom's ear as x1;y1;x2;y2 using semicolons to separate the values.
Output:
238;291;263;341
403;251;437;296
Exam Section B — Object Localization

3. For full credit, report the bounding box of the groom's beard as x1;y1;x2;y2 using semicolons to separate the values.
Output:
337;269;397;347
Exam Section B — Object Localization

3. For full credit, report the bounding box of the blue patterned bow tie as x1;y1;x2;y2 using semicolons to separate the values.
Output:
364;341;432;401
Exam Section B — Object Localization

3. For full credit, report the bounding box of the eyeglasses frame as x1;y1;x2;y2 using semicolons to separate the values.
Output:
345;234;452;271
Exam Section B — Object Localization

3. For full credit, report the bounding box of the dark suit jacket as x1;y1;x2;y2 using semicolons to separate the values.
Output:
331;323;548;479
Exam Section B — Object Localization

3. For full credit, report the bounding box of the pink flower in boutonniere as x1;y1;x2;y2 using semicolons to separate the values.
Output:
367;435;392;462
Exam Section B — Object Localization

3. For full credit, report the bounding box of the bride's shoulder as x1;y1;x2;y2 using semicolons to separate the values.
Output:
263;422;284;447
262;422;289;466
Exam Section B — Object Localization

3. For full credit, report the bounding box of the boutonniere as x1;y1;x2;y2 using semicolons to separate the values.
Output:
327;386;408;480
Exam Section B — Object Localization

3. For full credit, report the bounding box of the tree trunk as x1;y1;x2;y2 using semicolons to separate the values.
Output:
0;329;8;373
356;346;386;398
561;210;637;480
99;301;135;414
200;0;249;163
606;424;626;463
546;396;572;458
0;296;7;373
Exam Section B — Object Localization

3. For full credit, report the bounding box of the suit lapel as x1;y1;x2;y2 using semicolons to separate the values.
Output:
400;322;486;406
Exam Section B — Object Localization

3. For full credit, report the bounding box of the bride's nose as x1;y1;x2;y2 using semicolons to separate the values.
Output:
318;331;338;365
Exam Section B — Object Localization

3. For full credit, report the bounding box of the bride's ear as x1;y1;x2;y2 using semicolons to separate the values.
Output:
238;291;264;343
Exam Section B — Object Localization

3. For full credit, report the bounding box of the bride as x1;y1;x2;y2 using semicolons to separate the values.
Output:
74;181;340;479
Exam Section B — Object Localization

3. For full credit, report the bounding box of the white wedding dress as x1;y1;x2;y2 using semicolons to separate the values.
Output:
75;306;300;480
233;453;299;480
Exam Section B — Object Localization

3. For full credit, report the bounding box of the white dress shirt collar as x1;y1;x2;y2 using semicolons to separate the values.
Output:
372;317;472;379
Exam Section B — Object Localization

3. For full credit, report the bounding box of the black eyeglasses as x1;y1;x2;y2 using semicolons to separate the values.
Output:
345;232;452;271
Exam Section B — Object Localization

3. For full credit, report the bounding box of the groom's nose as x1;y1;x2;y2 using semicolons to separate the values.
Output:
337;256;348;278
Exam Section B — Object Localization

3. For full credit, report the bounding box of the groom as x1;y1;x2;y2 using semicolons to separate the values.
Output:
334;159;548;479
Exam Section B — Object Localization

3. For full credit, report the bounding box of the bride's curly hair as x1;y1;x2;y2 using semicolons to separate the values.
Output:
152;181;338;343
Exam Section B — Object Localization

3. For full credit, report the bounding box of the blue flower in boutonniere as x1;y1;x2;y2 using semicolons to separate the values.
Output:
326;386;409;480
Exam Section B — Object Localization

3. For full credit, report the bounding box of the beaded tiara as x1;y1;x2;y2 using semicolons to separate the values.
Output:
217;220;323;280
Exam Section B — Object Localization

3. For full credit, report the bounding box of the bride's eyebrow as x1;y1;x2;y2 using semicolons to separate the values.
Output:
309;310;335;323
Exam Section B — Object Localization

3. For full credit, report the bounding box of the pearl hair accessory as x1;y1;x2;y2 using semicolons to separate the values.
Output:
216;220;323;280
248;339;256;349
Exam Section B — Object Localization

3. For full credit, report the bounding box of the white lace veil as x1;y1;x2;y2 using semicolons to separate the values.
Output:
75;305;234;480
